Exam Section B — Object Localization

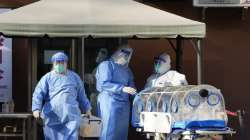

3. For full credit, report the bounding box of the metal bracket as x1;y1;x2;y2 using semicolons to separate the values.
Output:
167;39;177;52
190;39;203;84
190;39;201;55
202;7;207;21
242;6;248;20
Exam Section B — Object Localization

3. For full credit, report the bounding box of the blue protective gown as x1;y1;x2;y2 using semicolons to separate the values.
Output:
96;59;135;140
32;70;91;140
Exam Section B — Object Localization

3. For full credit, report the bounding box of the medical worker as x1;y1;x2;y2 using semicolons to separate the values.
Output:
96;46;136;140
32;52;91;140
132;53;187;127
144;53;188;88
85;48;108;115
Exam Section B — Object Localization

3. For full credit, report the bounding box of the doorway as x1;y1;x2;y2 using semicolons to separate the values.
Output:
28;37;120;140
36;38;73;80
29;38;79;140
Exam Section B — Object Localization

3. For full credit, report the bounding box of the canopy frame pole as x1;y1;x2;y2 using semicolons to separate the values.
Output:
190;39;203;84
176;37;183;72
71;39;77;71
28;38;38;140
81;38;85;80
167;37;183;72
27;38;32;140
167;39;177;52
27;40;32;114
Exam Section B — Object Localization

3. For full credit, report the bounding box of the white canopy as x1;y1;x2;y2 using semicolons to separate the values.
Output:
0;0;205;38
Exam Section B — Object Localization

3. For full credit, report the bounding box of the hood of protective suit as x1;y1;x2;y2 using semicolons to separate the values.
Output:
154;53;171;74
111;46;133;66
51;52;68;63
96;48;108;63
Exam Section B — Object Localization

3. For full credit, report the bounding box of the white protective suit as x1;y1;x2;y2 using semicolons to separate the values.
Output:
144;53;188;89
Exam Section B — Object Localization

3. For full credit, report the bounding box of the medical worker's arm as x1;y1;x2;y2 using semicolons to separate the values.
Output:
76;75;91;113
175;72;188;86
181;77;188;86
32;75;48;112
95;61;124;94
126;69;137;95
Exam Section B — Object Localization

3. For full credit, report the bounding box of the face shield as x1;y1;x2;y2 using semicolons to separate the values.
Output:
112;47;133;66
51;52;68;74
154;53;171;74
51;52;68;63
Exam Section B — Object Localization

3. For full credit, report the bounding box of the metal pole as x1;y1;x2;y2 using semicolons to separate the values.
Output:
197;40;203;84
81;38;85;80
27;39;32;113
22;119;26;140
71;39;77;71
28;38;37;140
202;7;207;21
176;37;183;72
242;7;248;20
27;39;32;140
28;38;38;112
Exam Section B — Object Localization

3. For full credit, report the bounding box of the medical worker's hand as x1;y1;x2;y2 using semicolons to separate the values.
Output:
122;87;137;95
33;110;40;119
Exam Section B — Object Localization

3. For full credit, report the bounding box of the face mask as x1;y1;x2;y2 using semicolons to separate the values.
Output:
154;63;161;73
54;64;65;74
117;57;128;65
154;62;171;74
